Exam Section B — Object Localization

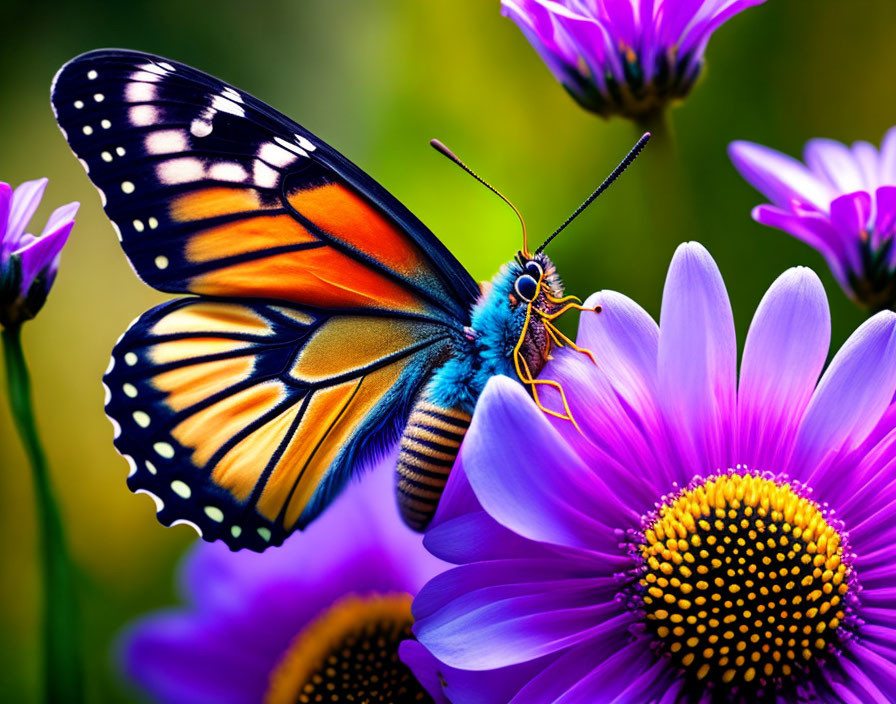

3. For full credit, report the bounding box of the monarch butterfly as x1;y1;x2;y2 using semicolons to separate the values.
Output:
51;49;648;550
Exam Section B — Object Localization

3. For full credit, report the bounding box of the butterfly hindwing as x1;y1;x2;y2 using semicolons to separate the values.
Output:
105;298;454;550
50;49;479;324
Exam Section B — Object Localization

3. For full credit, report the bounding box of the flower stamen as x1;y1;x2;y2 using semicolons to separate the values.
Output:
636;472;853;691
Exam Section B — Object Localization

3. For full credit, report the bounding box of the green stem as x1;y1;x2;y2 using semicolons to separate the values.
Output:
2;325;83;704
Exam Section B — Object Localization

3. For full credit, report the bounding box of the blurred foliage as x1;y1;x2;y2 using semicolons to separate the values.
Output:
1;0;895;701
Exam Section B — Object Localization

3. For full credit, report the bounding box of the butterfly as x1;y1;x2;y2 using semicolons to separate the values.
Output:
51;49;649;550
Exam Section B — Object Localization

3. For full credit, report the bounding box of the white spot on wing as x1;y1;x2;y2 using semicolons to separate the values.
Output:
294;134;316;152
129;105;159;126
209;162;248;182
125;82;157;102
101;119;111;129
155;256;169;269
157;157;205;185
82;125;93;135
158;62;175;72
190;119;213;138
121;181;135;194
116;146;126;157
87;69;98;80
148;217;159;230
141;63;169;76
124;455;138;478
274;136;308;157
258;142;297;168
145;130;188;155
252;160;279;188
221;86;242;103
211;94;245;117
129;71;162;83
101;151;112;162
94;93;104;102
133;219;145;233
74;100;84;109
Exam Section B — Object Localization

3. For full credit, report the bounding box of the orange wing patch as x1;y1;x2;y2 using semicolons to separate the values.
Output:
254;378;360;522
171;381;287;467
291;317;425;383
171;187;279;222
185;214;319;263
288;183;427;280
188;244;429;313
151;302;274;336
154;356;256;412
211;404;300;503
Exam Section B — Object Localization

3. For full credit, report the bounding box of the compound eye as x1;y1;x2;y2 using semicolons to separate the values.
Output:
514;274;539;302
524;260;543;280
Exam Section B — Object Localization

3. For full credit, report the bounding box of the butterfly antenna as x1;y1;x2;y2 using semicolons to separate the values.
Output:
536;132;651;255
431;139;531;257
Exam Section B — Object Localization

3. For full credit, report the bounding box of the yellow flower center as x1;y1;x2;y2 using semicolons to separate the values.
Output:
639;472;851;688
264;593;431;704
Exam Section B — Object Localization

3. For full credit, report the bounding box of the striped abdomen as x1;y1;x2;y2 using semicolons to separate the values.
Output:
395;399;471;531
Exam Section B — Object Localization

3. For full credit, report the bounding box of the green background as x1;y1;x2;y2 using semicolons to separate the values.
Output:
1;1;893;700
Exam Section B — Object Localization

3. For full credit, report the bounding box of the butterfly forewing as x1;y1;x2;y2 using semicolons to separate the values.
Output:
51;50;478;322
52;49;476;549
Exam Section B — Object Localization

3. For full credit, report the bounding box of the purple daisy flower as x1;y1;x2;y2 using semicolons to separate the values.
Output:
730;129;896;312
0;178;78;328
502;0;765;121
406;242;896;702
120;461;448;704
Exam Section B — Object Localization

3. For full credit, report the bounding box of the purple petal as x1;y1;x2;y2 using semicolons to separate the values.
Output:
841;642;896;703
729;140;833;210
460;376;637;552
657;242;737;473
875;187;896;258
398;641;452;704
880;126;896;184
400;639;555;704
551;641;667;704
738;267;830;469
805;138;869;194
577;290;660;426
541;350;676;508
0;183;11;249
120;610;276;704
789;311;896;487
414;570;625;669
853;140;882;191
40;201;79;238
679;0;766;58
14;219;74;295
829;191;872;246
751;204;853;289
7;178;47;245
412;557;615;623
506;614;643;703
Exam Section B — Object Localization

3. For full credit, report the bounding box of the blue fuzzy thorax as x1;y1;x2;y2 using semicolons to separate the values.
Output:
426;260;527;414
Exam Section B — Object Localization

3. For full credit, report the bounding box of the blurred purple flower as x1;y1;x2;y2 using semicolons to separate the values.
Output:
120;462;448;704
406;242;896;702
0;178;77;327
730;129;896;311
502;0;765;121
